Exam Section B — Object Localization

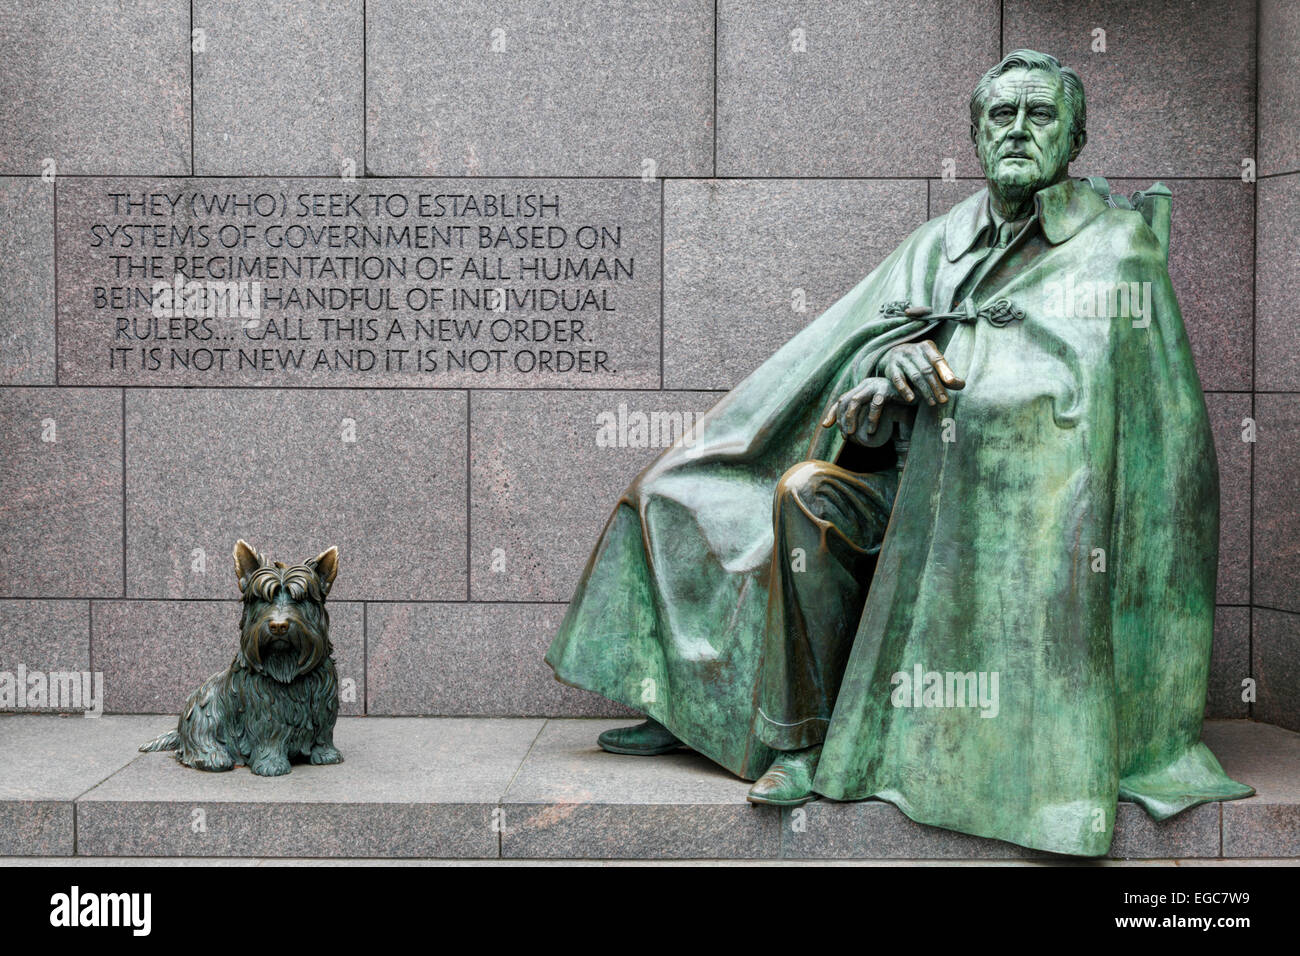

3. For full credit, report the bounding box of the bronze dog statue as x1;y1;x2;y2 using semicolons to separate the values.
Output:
140;540;342;776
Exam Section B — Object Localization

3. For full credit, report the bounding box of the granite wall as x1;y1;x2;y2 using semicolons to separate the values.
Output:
0;0;1292;728
1253;0;1299;731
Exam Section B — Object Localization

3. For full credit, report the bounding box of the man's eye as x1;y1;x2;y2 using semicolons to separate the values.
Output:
1031;110;1054;121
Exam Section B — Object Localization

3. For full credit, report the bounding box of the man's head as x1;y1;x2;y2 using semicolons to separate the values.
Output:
970;50;1086;204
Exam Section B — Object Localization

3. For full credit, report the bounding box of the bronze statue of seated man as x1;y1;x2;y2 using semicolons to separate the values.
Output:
545;49;1252;856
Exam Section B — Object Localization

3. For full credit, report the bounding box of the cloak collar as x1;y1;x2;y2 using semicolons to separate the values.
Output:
943;177;1108;262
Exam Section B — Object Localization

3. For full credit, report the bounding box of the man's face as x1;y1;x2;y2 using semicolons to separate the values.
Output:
974;68;1076;194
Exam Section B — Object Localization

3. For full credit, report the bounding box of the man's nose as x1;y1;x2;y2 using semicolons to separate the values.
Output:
1009;109;1030;137
268;619;290;636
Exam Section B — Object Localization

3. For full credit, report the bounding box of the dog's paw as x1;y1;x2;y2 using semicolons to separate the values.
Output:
187;750;234;773
310;745;343;765
250;753;292;776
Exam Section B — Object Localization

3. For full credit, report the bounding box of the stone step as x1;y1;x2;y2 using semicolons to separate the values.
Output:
1;716;1295;860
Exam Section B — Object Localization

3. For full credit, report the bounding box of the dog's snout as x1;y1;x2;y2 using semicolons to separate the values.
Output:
267;619;290;637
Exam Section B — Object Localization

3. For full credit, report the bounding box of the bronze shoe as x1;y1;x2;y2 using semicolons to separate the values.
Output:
747;745;822;806
596;718;683;755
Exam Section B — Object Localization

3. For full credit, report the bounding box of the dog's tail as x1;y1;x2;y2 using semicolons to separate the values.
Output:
139;730;181;753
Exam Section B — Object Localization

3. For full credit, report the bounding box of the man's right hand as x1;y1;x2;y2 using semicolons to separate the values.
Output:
819;339;965;440
880;339;965;406
820;376;905;439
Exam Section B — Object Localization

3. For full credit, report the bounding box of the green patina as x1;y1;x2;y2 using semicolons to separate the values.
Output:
545;50;1252;856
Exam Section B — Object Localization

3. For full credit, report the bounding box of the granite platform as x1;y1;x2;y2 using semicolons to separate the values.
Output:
1;716;1296;861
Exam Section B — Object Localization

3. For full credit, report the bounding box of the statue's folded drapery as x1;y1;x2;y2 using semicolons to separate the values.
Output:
544;179;1253;856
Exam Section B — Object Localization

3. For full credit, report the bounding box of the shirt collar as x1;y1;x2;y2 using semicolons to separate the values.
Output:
942;177;1108;262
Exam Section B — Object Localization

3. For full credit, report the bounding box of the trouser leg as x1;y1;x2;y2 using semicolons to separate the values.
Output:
754;459;898;751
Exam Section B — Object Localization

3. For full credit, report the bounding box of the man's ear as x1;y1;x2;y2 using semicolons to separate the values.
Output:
970;123;978;145
1069;128;1087;162
233;540;264;591
308;546;339;596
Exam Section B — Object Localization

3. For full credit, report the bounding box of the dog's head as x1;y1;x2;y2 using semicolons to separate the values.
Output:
233;540;337;684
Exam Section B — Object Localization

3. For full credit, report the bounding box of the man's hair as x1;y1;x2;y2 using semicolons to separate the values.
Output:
969;49;1086;141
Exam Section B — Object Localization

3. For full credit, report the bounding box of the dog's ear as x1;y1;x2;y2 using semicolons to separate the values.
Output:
307;546;339;596
233;540;264;591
